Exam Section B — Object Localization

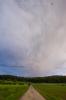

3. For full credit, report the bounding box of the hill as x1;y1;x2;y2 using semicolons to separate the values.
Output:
0;75;66;83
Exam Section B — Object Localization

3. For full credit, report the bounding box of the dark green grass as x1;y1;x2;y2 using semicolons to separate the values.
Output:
0;84;28;100
34;83;66;100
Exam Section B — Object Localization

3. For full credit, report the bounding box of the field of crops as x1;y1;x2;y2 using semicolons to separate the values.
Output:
34;84;66;100
0;84;28;100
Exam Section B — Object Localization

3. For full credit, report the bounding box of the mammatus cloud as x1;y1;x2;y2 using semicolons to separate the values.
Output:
0;0;66;76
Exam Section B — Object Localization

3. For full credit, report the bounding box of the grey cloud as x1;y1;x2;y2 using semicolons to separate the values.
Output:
0;0;66;76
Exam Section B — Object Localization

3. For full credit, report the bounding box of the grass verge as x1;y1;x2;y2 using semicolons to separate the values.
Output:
34;83;66;100
0;84;28;100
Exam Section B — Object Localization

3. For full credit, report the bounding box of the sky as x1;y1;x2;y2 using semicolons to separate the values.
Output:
0;0;66;77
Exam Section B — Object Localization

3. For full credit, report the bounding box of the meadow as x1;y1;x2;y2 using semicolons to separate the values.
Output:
0;84;28;100
0;83;66;100
34;83;66;100
0;75;66;100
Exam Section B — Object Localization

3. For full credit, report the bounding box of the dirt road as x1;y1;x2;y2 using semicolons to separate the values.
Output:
20;85;46;100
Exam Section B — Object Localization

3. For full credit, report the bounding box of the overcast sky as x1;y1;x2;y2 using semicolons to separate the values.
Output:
0;0;66;76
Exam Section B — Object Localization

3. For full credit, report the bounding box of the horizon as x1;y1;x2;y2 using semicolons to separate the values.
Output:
0;0;66;77
0;74;65;78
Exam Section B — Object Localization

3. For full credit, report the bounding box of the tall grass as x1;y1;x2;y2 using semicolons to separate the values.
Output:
0;84;28;100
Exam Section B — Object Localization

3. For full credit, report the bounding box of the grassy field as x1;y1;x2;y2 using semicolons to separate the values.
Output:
34;83;66;100
0;83;66;100
0;84;28;100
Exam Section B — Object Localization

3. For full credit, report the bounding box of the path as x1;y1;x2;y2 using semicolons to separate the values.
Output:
20;85;46;100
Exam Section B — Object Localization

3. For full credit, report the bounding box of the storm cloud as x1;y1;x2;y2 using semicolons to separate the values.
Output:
0;0;66;76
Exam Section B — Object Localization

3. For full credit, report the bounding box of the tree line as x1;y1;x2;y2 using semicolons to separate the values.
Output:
0;75;66;83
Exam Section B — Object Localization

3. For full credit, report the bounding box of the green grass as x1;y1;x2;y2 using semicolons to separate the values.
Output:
0;84;28;100
34;83;66;100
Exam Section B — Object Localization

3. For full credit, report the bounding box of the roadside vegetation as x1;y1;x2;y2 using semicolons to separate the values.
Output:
34;83;66;100
0;84;28;100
